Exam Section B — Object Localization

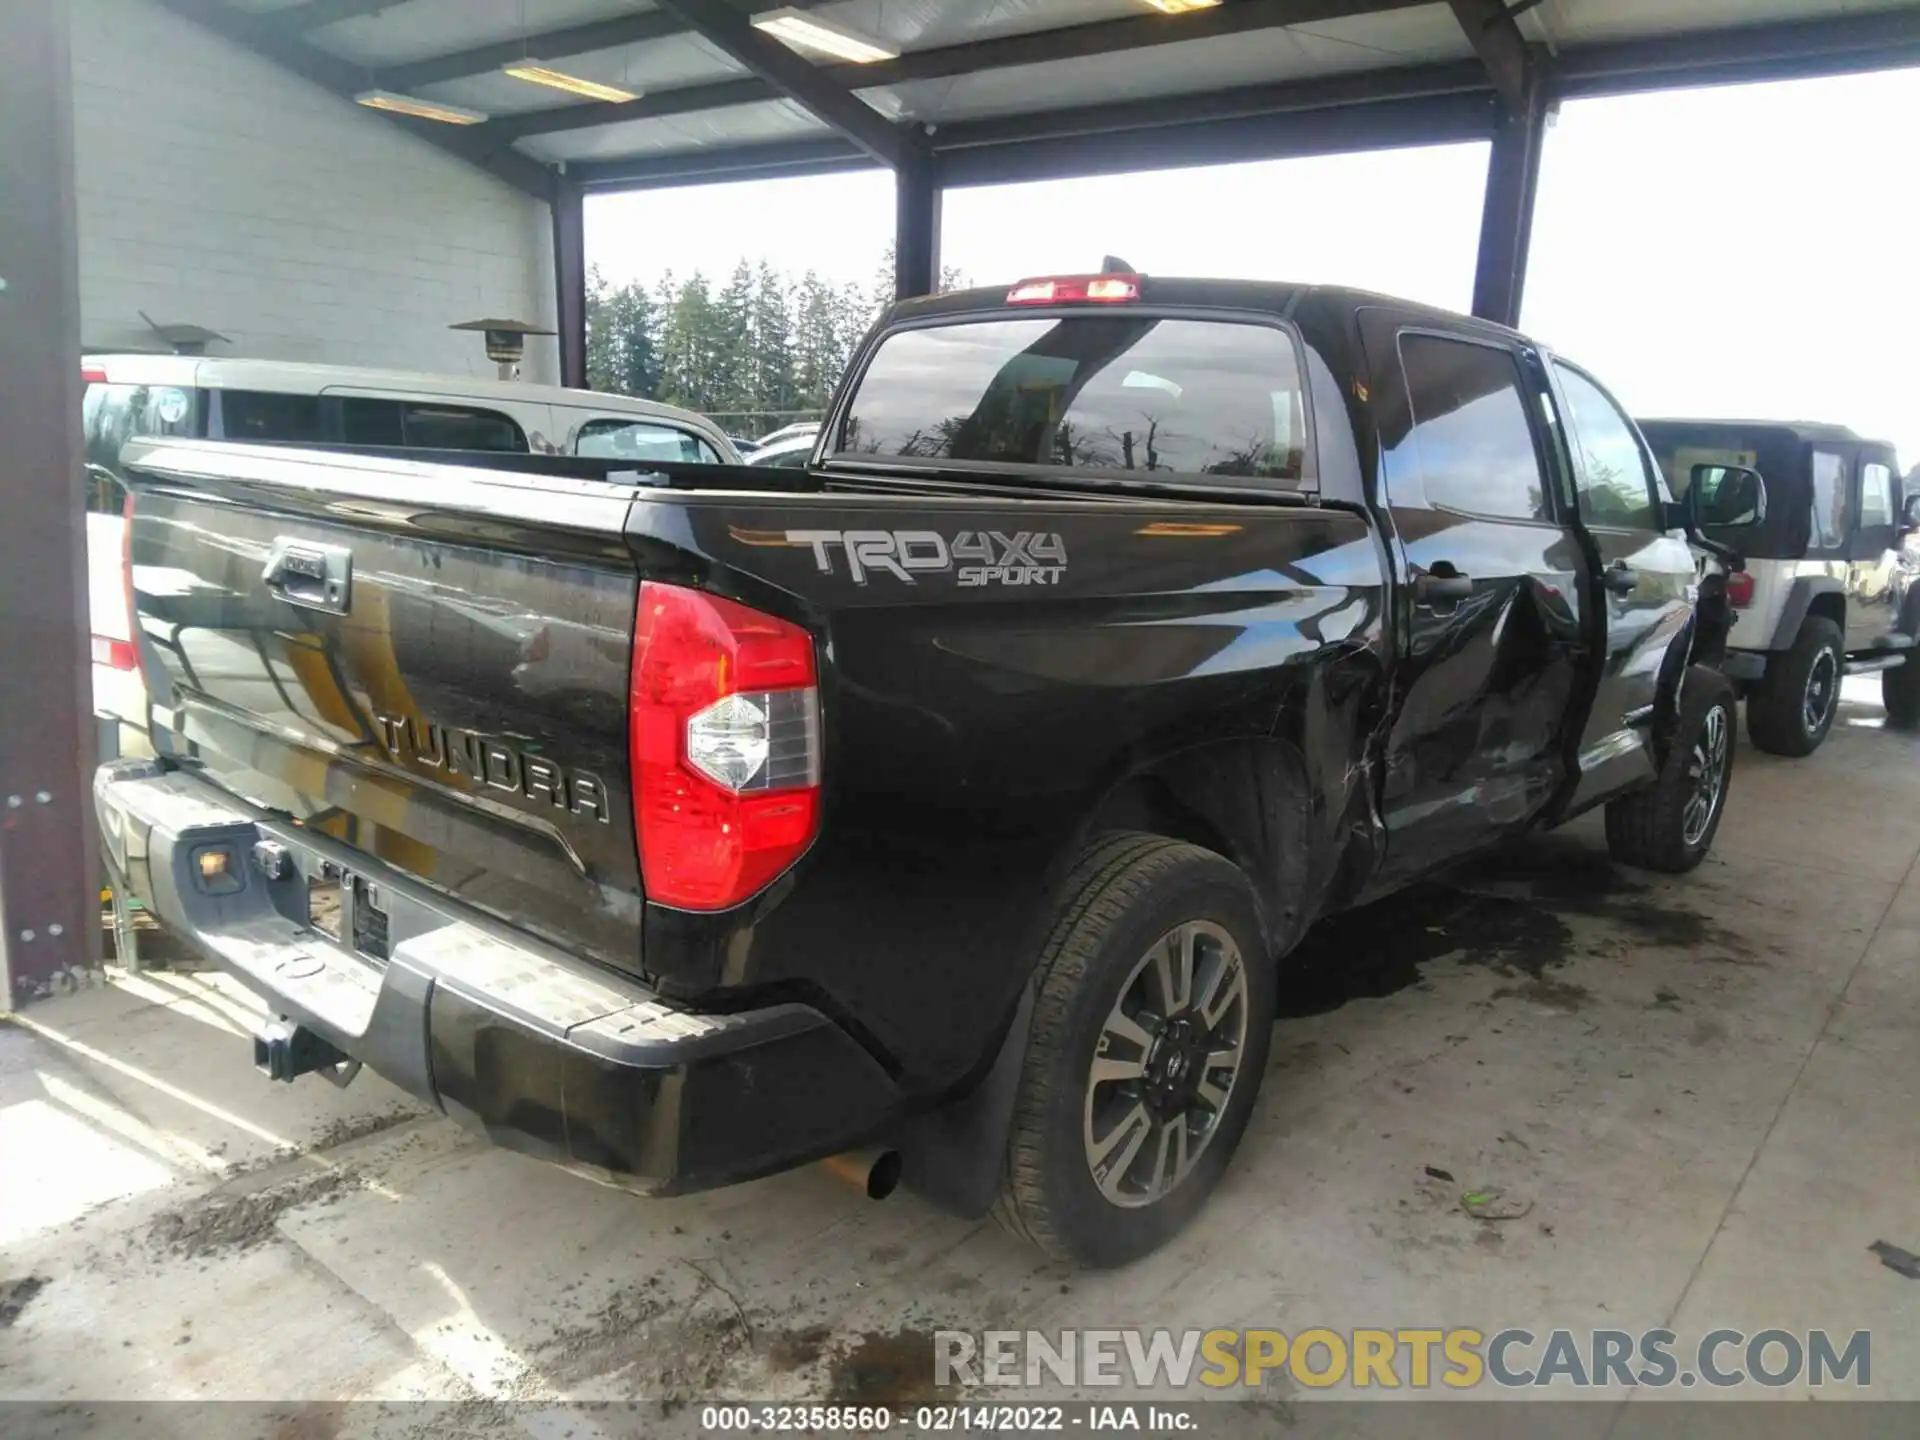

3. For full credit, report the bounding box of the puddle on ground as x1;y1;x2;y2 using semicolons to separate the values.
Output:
826;1328;952;1407
1278;832;1745;1017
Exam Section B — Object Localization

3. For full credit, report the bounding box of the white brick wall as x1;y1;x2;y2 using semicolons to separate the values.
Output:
70;0;559;383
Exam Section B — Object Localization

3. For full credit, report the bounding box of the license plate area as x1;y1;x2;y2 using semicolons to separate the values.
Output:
307;870;343;941
306;864;389;966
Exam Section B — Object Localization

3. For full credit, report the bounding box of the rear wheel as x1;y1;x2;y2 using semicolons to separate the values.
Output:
1746;616;1843;756
993;834;1275;1268
1884;654;1920;729
1605;666;1736;874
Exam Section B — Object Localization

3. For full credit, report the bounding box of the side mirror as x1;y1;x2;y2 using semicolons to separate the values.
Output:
1687;462;1768;530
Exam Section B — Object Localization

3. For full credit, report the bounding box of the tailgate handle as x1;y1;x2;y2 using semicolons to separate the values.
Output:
263;538;352;614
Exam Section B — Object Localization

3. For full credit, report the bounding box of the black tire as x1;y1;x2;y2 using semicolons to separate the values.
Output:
1605;666;1736;874
992;833;1276;1268
1884;654;1920;729
1745;616;1843;756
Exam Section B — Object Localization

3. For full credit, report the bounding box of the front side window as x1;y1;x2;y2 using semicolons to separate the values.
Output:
1811;449;1851;551
82;382;199;514
1553;364;1658;529
577;419;719;464
839;316;1309;484
1394;333;1547;521
1860;462;1894;530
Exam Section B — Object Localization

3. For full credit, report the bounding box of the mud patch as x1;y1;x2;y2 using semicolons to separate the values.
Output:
827;1329;950;1407
533;1277;755;1404
765;1322;835;1373
0;1275;48;1328
305;1105;423;1155
1490;975;1593;1012
147;1169;364;1260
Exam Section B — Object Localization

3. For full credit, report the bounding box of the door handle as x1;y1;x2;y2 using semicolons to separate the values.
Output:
1414;567;1474;604
1602;562;1639;595
263;537;352;614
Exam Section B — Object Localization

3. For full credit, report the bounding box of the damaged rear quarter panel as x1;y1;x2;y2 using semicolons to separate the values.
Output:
630;493;1389;1095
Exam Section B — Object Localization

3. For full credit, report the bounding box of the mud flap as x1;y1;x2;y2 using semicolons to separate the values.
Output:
893;980;1036;1219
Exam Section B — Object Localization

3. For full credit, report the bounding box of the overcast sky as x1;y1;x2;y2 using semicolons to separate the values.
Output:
588;68;1920;464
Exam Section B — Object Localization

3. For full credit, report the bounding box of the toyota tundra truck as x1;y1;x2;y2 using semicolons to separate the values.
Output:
95;276;1745;1267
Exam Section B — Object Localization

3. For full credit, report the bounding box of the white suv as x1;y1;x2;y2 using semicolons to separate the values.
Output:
1641;418;1915;755
83;356;737;760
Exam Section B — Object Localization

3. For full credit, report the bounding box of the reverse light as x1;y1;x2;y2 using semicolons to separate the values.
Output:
751;8;899;63
630;582;822;911
1726;570;1756;608
354;90;489;125
500;63;640;103
1007;274;1142;305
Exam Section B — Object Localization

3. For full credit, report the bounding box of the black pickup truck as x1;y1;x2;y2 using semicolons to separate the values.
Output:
97;276;1743;1267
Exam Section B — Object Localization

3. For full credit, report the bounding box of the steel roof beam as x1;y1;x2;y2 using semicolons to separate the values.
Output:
1557;8;1920;97
270;0;408;33
480;0;1431;142
644;0;912;167
1447;0;1535;111
376;0;835;92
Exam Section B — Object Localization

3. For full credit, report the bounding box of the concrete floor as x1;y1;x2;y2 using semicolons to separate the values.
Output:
3;680;1917;1432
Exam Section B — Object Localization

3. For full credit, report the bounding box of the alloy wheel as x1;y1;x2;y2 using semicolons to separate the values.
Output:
1803;649;1839;736
1083;920;1250;1209
1682;702;1730;848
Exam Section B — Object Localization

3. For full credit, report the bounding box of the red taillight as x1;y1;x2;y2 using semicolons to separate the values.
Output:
91;636;138;670
629;582;821;911
82;366;109;385
1725;570;1755;608
1007;273;1142;305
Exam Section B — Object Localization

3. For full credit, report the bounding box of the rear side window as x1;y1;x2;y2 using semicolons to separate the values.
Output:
1810;449;1851;550
1395;334;1547;521
577;418;719;464
337;398;527;452
839;316;1309;484
82;382;200;514
1860;462;1894;529
221;390;326;443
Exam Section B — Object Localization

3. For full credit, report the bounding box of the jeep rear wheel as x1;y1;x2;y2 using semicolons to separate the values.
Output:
1884;654;1920;729
1746;616;1843;756
993;834;1274;1268
1605;666;1735;874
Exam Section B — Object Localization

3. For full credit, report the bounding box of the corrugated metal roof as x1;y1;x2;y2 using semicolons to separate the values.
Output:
265;0;1920;188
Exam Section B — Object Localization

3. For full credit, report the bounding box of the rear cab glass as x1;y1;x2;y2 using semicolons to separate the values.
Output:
834;314;1313;489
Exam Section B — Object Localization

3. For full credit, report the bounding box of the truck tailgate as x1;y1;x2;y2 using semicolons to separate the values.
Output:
121;439;646;970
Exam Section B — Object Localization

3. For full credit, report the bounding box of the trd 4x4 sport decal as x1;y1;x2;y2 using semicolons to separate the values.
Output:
786;529;1068;587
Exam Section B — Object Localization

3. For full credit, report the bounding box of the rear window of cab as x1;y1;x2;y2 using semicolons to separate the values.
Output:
836;315;1310;487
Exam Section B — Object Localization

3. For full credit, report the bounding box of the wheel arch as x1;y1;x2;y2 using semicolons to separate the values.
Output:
1774;575;1846;648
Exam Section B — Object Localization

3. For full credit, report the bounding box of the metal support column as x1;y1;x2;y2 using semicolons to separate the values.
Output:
552;175;588;389
894;140;942;301
1470;60;1550;329
0;0;98;1011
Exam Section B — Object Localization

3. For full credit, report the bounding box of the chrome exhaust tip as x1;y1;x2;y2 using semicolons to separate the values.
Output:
821;1145;902;1200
